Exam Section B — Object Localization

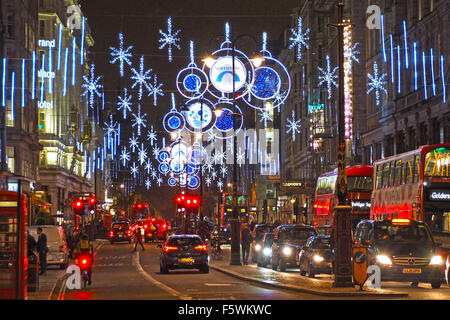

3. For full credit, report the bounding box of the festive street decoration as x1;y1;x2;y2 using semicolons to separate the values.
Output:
117;88;133;119
286;109;301;141
288;17;310;61
367;61;387;106
130;55;152;100
110;33;133;77
318;55;338;100
148;74;164;106
131;104;148;136
158;17;181;62
82;64;103;108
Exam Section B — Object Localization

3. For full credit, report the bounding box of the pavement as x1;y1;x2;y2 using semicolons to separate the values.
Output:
27;239;108;300
208;246;409;298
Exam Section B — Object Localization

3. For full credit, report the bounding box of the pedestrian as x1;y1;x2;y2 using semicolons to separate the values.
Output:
133;226;145;252
27;230;37;253
36;227;48;275
240;223;253;265
150;223;157;242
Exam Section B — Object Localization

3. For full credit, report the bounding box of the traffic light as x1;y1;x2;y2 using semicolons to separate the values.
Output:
88;196;97;214
73;199;84;215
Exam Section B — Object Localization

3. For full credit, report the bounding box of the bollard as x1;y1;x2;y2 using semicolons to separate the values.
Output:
27;251;39;292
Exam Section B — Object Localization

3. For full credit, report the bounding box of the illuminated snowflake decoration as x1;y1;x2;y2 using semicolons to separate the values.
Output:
129;132;138;152
345;42;360;64
217;179;224;190
150;169;158;180
286;109;301;141
318;55;338;100
130;55;152;100
145;177;152;190
144;159;153;174
158;17;181;63
213;150;226;164
156;175;163;187
109;33;133;77
288;17;310;61
104;115;118;137
152;146;161;159
117;88;133;119
205;176;212;187
137;143;148;165
130;162;139;178
148;74;164;107
367;61;387;106
259;110;273;128
220;164;228;177
237;150;246;165
131;104;147;136
147;126;158;146
207;130;217;143
82;64;103;108
119;147;130;166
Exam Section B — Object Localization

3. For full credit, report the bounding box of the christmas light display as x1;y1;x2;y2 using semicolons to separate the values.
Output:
158;17;181;62
288;17;310;61
110;33;133;77
318;55;338;100
367;61;387;106
130;55;152;100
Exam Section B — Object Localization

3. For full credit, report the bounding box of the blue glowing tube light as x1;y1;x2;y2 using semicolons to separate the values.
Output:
381;15;387;62
397;45;401;93
413;42;418;91
430;48;436;96
40;54;45;103
21;59;25;107
11;72;15;121
57;24;62;70
442;56;446;103
48;47;53;94
389;35;394;83
403;21;408;69
72;37;76;86
2;58;6;107
422;51;427;100
80;17;85;65
32;52;36;100
63;48;68;96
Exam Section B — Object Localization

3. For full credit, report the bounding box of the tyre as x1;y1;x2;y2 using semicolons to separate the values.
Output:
160;263;169;274
279;259;286;272
431;281;441;289
200;265;209;273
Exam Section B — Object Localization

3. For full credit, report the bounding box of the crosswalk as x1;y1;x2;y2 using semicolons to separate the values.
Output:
94;255;131;267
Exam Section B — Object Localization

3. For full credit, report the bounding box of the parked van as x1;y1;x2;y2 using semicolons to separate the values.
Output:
28;225;69;269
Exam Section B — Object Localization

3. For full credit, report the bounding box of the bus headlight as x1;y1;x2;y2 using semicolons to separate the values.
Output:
254;244;262;252
313;254;324;263
263;248;272;256
376;255;392;265
282;247;292;256
430;255;444;265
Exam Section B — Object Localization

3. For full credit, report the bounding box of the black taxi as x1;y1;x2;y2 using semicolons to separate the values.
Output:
353;219;445;288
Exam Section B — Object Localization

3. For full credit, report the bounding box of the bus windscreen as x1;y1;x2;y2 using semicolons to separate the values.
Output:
424;147;450;178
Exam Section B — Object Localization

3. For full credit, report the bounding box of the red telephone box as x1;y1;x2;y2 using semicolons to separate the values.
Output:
0;191;28;299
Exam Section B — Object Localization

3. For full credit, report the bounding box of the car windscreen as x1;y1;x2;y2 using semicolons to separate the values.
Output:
374;224;432;242
281;228;315;242
113;224;128;229
167;237;203;246
264;234;274;244
313;238;331;249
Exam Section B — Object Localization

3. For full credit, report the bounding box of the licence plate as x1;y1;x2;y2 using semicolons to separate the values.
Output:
402;268;422;274
180;258;194;264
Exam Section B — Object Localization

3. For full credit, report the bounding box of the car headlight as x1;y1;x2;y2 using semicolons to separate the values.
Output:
430;255;444;265
254;244;262;251
376;255;392;265
263;248;272;256
282;247;292;256
313;254;324;263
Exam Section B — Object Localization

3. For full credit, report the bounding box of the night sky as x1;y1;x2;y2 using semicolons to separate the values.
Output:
80;0;300;219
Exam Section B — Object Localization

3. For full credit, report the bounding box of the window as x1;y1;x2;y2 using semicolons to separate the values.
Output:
424;147;450;177
394;160;402;186
382;162;390;188
348;176;372;192
405;157;413;184
375;164;383;189
389;161;395;187
6;146;14;174
413;155;420;182
39;112;45;131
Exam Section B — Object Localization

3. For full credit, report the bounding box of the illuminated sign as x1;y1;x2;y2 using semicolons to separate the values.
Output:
308;104;324;113
38;101;53;109
185;102;213;129
38;39;56;48
430;190;450;201
210;56;247;93
38;69;55;79
351;201;371;209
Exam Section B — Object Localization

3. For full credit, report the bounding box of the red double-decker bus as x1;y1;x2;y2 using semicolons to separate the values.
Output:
130;203;150;221
314;165;374;231
370;143;450;244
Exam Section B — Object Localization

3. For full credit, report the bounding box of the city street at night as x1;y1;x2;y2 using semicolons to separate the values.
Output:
1;0;450;313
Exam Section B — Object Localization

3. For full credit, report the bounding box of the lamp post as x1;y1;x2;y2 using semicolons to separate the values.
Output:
330;1;353;287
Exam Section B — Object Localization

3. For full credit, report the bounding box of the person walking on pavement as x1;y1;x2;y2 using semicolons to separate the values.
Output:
36;227;48;275
27;230;37;253
133;226;145;251
241;223;253;265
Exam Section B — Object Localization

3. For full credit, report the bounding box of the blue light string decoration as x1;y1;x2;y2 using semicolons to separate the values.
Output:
40;54;45;103
1;58;5;107
10;72;15;121
48;47;53;94
32;51;36;100
403;21;408;69
397;45;401;93
390;35;394;84
381;15;387;63
422;51;427;100
413;42;418;91
57;23;62;70
80;17;85;65
441;56;446;103
72;37;76;86
63;48;68;96
21;59;25;107
430;48;436;96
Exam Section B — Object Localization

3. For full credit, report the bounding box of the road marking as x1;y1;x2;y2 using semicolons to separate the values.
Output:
204;283;233;287
132;251;192;300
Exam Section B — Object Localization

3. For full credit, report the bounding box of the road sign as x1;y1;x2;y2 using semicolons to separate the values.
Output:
352;247;368;289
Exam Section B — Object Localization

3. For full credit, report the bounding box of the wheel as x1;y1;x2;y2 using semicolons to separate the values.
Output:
308;263;315;278
160;263;169;274
300;270;306;276
200;265;209;273
279;259;286;272
431;282;441;289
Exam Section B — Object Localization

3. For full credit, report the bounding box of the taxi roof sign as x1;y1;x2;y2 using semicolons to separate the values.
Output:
391;219;411;225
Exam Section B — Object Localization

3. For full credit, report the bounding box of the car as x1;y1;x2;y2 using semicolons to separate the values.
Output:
271;224;316;272
256;232;275;268
299;235;333;278
212;225;231;245
28;225;69;269
109;221;132;244
353;219;445;288
251;224;275;262
158;234;209;274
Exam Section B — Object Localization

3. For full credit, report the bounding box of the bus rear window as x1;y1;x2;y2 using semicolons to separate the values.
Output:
425;147;450;178
347;176;372;192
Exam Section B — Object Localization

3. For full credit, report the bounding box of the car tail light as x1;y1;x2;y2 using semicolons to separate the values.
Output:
163;224;167;229
194;245;208;252
144;224;148;229
164;246;178;253
109;231;114;237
